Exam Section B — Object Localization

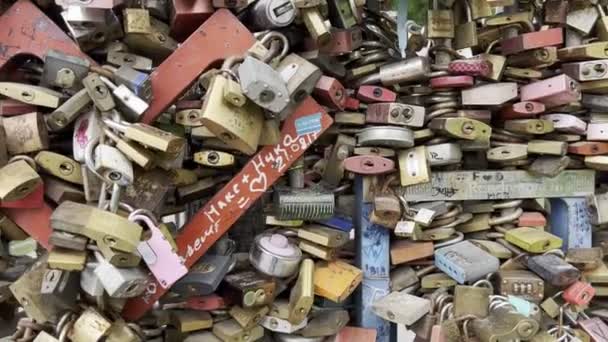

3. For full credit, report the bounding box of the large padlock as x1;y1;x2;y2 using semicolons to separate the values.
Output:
93;252;147;298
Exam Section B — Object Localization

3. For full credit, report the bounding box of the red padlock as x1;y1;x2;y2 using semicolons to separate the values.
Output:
185;294;227;310
500;27;563;55
0;100;37;116
313;75;347;110
333;326;377;342
356;85;397;103
343;155;395;175
430;75;474;89
305;27;363;56
562;281;595;306
448;59;493;77
520;74;581;108
569;141;608;155
517;212;546;227
344;96;361;111
498;101;546;120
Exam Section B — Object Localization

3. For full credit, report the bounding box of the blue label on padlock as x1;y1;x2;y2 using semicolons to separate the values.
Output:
435;241;499;284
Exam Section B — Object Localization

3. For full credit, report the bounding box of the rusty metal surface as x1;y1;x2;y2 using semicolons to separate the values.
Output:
140;9;255;124
122;98;332;320
0;0;94;72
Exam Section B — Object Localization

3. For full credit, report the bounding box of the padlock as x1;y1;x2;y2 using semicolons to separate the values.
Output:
527;253;581;287
435;240;499;284
366;103;425;128
313;259;362;303
429;117;491;140
298;309;350;337
42;49;90;90
48;248;87;271
35;151;83;185
579;316;608;341
172;254;231;296
566;248;604;271
171;310;213;333
454;0;478;50
107;51;153;71
93;252;147;298
260;314;308;333
111;65;153;102
504;227;563;253
3;112;50;155
504;119;555;135
248;0;296;30
357;126;415;148
454;282;492;318
563;281;595;306
250;233;302;278
313;75;346;110
471;302;539;342
299;6;331;46
398;146;430;187
213;319;264;342
540;114;587;134
461;82;518;106
96;238;141;268
9;258;62;323
550;197;593;249
103;118;185;154
92;144;134;186
287;258;314;324
68;307;112;342
0;159;42;202
496;270;544;303
99;77;149;121
222;270;277;308
297;224;349;248
391;240;434;265
193;150;235;167
82;72;115;112
40;269;79;311
373;291;431;327
237;37;290;115
327;0;356;28
51;201;142;253
487;145;528;163
129;212;187;288
230;305;269;330
427;0;454;39
45;89;92;132
123;16;178;62
201;66;264;155
276;53;322;120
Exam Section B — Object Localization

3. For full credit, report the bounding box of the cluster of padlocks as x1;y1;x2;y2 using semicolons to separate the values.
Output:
1;0;608;341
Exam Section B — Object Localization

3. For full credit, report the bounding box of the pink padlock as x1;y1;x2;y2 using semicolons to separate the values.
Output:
129;212;188;289
430;76;474;89
586;123;608;141
563;281;595;306
520;74;581;108
448;59;493;77
498;101;546;120
500;27;563;55
540;114;587;135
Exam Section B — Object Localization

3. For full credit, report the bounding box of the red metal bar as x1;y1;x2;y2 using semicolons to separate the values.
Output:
0;0;94;72
3;202;53;250
123;98;333;320
140;9;255;124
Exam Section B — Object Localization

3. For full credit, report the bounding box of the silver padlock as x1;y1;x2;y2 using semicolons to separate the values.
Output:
107;51;153;71
100;76;149;122
42;50;90;90
248;0;296;30
73;109;103;163
81;262;105;297
276;50;323;120
260;315;308;333
92;144;134;187
93;252;147;298
250;233;302;278
238;33;291;116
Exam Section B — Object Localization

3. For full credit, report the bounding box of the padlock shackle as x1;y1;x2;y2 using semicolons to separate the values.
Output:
259;31;289;61
8;155;37;171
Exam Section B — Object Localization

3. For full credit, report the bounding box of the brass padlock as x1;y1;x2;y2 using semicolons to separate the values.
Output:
3;112;50;155
0;159;41;202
